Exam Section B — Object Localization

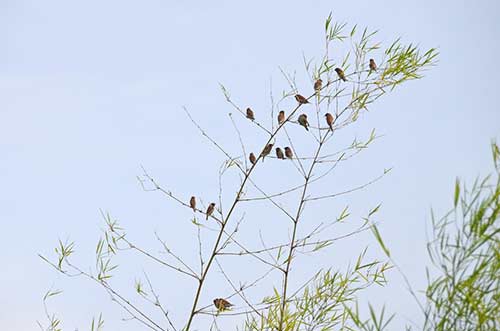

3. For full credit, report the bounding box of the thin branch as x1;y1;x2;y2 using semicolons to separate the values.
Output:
143;272;178;331
305;169;390;202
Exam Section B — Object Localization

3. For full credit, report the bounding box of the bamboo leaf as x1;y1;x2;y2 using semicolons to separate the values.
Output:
371;224;390;257
454;178;460;207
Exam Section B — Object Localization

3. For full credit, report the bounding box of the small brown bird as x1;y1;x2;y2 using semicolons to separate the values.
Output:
246;107;255;120
284;147;293;159
298;114;309;131
278;110;285;125
206;203;215;220
295;94;309;104
325;113;334;130
335;68;347;82
261;143;274;161
314;78;323;92
369;59;377;71
213;298;233;311
249;152;257;165
189;196;196;211
276;147;285;160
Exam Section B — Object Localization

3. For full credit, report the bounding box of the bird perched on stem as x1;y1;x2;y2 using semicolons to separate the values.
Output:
298;114;309;131
284;147;293;159
189;196;196;211
261;143;274;161
325;113;334;130
206;203;215;220
249;152;256;165
246;108;255;120
314;78;323;102
295;94;309;104
369;59;377;71
213;298;233;311
276;147;285;160
314;79;323;93
278;110;285;125
335;68;347;82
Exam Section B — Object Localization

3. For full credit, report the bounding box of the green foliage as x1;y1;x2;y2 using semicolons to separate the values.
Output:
424;142;500;331
381;42;438;89
90;314;105;331
245;253;391;331
38;289;105;331
37;289;64;331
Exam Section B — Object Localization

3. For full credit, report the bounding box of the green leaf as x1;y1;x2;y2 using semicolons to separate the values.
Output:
350;24;357;37
371;224;390;257
337;206;350;221
454;178;460;207
325;12;332;32
313;240;332;252
369;203;382;217
43;289;63;300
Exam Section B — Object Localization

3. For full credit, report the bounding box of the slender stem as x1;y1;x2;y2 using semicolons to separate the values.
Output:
278;138;326;331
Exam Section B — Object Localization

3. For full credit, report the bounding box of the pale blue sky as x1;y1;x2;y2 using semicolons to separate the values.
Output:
1;1;499;330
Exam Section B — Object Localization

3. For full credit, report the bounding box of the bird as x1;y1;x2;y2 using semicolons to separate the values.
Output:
278;110;285;125
206;203;215;220
284;147;293;159
325;113;334;130
295;94;309;104
276;147;285;160
369;59;377;71
314;78;323;93
213;298;233;311
249;152;257;165
261;143;274;161
335;68;347;82
298;114;309;131
246;108;255;120
189;196;196;211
